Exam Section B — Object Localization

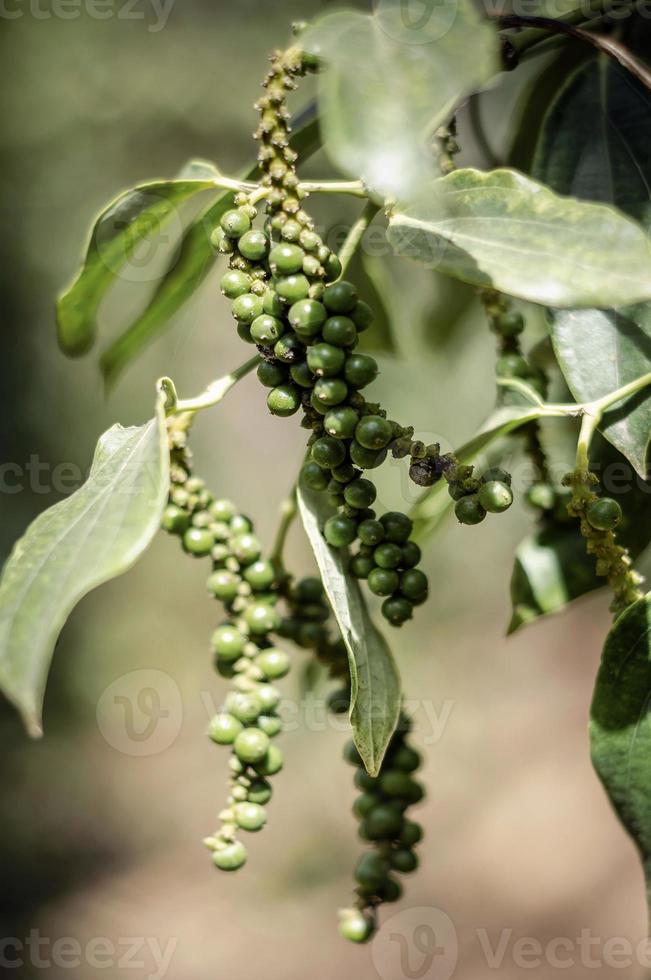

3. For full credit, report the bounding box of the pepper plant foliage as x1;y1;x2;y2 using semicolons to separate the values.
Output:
2;0;651;943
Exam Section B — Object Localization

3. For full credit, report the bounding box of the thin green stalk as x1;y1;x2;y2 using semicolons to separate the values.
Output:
270;485;298;573
169;355;260;416
337;201;381;275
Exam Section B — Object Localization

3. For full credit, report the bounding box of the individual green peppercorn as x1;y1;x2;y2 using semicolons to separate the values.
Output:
379;877;403;903
238;229;268;260
207;712;243;745
322;316;357;347
312;436;347;469
323;252;343;282
455;495;486;525
162;504;190;535
256;360;287;388
212;841;248;871
262;288;284;317
226;691;263;725
526;482;555;510
232;293;264;324
244;601;281;635
206;569;240;601
374;542;403;569
350;554;374;579
496;310;525;336
400;569;428;601
339;909;375;944
254;744;283;776
247;778;272;805
313;377;348;406
344;478;377;509
324;406;359;440
355;768;379;792
289;360;313;388
250;314;284;346
331;462;358;483
496;352;529;378
378;769;415;797
324;280;357;313
211;499;236;522
368;567;400;597
243;559;275;591
234;727;270;764
211;624;246;662
280;219;302;241
275;273;310;302
234;802;267;832
350;300;374;332
358;519;385;546
255;648;290;679
300;461;329;491
380;511;413;544
353;793;381;819
183;527;214;556
220;208;251;238
344;353;379;388
269;242;304;274
309;391;330;414
349;441;387;469
257;713;282;738
382;596;413;626
586;497;623;531
399;819;423;846
274;332;305;363
299;229;320;251
391;848;419;873
236;322;254;344
220;269;251;298
482;466;512;486
267;384;301;417
288;298;327;337
478;480;513;514
307;343;346;378
400;540;422;568
355;851;390;890
355;415;394;451
361;804;403;840
230;532;262;565
230;514;252;534
324;515;358;548
257;684;281;713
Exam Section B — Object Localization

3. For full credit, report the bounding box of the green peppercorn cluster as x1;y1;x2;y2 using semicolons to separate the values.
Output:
339;716;424;943
209;51;432;627
161;434;289;872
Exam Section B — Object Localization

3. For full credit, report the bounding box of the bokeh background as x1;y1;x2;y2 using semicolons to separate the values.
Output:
1;2;649;978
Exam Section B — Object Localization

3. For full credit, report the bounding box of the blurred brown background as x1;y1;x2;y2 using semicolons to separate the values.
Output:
1;1;649;978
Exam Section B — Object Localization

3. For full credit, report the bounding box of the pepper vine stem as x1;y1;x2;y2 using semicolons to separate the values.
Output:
210;174;369;200
337;201;382;275
166;355;261;418
270;484;298;574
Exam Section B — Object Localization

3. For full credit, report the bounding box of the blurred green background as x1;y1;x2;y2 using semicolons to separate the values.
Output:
1;2;648;978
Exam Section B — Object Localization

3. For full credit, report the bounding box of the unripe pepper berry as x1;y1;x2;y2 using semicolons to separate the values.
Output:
212;841;248;871
243;559;276;591
307;343;346;377
267;385;301;417
324;406;359;440
400;568;428;601
344;353;378;388
344;478;377;509
586;497;622;531
238;229;268;260
478;480;513;514
253;744;283;776
162;504;190;535
269;242;304;274
358;519;385;546
351;300;374;332
355;415;393;450
232;293;264;324
322;316;357;347
289;360;313;388
211;625;246;662
374;542;402;569
339;909;375;944
234;802;267;832
349;441;387;470
220;269;251;298
257;360;287;388
220;208;251;238
183;527;214;556
312;436;347;469
288;298;327;337
206;569;240;601
455;495;486;525
313;377;348;406
380;511;413;543
300;461;329;491
368;567;400;596
255;648;290;679
250;314;284;346
382;596;413;625
275;273;310;302
350;554;374;579
324;280;357;313
274;333;305;363
324;515;358;548
234;727;270;764
207;712;243;745
244;601;281;635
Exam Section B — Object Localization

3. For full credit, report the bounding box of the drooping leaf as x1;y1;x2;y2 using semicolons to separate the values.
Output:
590;592;651;908
388;167;651;308
533;56;651;478
0;387;170;736
297;486;400;775
56;161;222;356
303;0;499;200
100;116;321;389
552;309;651;478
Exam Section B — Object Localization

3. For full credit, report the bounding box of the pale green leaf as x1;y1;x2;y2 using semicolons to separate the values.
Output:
303;0;498;200
56;161;221;356
0;388;170;736
590;592;651;912
388;167;651;308
297;486;401;775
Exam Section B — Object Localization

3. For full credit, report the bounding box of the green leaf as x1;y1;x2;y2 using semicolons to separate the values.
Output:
533;56;651;478
0;387;170;736
56;161;221;356
100;116;321;389
509;526;600;634
296;486;401;775
347;252;395;354
303;0;498;200
590;592;651;911
552;309;651;478
387;167;651;308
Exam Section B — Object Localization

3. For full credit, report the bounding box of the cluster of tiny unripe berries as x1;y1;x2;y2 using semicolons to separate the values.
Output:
162;462;288;871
